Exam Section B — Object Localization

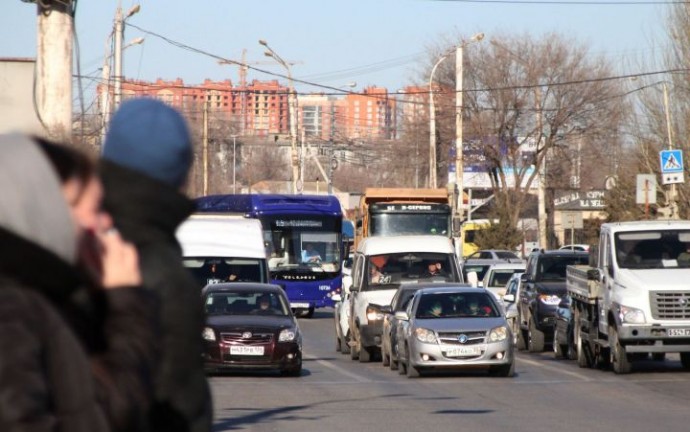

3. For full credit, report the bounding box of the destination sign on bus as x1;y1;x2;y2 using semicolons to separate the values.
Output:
275;220;323;228
370;203;450;213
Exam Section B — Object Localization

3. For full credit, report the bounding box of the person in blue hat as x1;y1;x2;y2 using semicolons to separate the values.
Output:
101;98;212;432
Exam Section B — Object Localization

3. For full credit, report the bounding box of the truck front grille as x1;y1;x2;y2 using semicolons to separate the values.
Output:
650;291;690;320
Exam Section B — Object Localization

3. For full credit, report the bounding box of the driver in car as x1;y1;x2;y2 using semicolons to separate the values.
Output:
301;243;322;263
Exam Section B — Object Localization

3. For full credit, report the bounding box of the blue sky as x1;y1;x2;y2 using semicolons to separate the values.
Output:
2;0;669;96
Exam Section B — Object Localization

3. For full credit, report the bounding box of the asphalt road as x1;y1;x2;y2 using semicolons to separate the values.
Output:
209;309;690;431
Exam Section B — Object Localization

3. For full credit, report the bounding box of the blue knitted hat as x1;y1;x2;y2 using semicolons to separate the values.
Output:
103;98;192;188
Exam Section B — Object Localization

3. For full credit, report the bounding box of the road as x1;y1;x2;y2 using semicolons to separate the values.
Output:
209;309;690;431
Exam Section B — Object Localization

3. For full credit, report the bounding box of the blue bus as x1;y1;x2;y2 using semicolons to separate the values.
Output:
195;194;343;318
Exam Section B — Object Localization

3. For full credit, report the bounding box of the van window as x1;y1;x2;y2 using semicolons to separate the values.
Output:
184;257;267;287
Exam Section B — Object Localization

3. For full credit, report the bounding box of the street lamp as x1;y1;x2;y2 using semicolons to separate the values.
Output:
113;3;141;108
260;39;299;194
101;34;144;145
231;134;239;194
429;51;452;188
455;32;484;220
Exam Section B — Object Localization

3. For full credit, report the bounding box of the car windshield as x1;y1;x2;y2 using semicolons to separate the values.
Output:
184;257;267;287
416;292;500;319
487;269;523;288
365;252;459;290
204;291;290;316
536;255;589;281
615;230;690;269
495;251;519;260
462;264;491;281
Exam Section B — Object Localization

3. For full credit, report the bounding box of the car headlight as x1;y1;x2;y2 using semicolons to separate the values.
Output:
279;328;298;342
415;328;438;344
538;294;561;306
488;326;508;342
366;306;384;323
202;327;216;342
619;305;645;324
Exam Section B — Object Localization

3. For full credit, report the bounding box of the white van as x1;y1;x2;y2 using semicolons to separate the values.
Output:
346;235;462;362
176;214;269;288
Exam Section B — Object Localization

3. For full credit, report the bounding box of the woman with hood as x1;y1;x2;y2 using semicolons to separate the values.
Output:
0;134;153;431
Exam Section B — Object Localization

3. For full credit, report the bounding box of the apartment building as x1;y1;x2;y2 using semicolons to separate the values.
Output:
343;86;396;140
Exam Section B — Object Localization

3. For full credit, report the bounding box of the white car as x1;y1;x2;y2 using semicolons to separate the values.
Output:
481;262;527;302
559;244;590;252
332;278;352;354
502;272;525;346
346;236;463;363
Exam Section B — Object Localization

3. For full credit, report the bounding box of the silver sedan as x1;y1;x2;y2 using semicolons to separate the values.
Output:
395;285;514;378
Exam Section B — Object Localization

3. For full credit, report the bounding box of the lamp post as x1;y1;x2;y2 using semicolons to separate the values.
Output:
455;32;484;221
231;134;238;194
429;52;451;188
113;2;141;109
259;39;299;194
102;35;143;145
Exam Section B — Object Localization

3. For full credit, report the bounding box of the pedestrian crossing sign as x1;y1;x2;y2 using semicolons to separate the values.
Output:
659;149;685;185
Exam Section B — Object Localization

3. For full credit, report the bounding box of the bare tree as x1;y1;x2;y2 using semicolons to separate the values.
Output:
422;32;626;246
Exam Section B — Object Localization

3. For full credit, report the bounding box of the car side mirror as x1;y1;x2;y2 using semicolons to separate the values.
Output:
503;294;515;303
380;305;392;314
394;311;409;321
331;293;342;302
558;299;569;309
520;273;530;283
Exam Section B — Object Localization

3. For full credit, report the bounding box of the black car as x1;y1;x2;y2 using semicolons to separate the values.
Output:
517;250;589;352
201;283;302;375
553;295;576;360
375;284;424;371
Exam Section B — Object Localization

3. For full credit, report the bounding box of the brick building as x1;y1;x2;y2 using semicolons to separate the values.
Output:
343;86;396;140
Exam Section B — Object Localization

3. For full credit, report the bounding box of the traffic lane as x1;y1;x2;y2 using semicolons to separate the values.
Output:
210;309;690;431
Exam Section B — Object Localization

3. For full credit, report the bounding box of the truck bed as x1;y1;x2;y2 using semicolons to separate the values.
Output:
566;265;601;304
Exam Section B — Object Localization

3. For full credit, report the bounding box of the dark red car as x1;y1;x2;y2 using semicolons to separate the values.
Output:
201;283;302;376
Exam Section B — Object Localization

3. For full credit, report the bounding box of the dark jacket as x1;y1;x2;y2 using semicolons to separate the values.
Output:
101;161;212;432
0;227;110;432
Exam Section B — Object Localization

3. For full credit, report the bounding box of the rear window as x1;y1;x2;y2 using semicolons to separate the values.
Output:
487;269;523;288
416;292;500;319
495;251;519;260
536;255;589;281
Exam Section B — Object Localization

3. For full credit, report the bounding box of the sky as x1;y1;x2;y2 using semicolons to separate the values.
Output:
1;0;671;99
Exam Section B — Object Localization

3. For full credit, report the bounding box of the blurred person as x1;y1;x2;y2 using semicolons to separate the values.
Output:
301;243;321;263
0;134;145;431
101;98;212;432
425;262;445;277
35;137;157;432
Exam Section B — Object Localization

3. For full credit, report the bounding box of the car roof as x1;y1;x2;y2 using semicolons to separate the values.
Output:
202;282;283;295
357;235;455;255
411;283;482;295
485;262;527;270
532;250;588;256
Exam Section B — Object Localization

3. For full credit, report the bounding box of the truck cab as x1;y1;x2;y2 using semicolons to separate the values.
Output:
568;220;690;373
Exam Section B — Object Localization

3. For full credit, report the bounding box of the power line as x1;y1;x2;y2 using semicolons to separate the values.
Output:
432;0;687;4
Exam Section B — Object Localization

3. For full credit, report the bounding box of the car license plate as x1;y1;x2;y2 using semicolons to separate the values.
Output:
230;346;265;356
445;346;482;357
668;328;690;337
291;302;310;309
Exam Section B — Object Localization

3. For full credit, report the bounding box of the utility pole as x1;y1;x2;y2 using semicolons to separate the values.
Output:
113;2;141;110
36;0;73;140
662;82;679;219
455;43;465;219
535;87;548;249
202;93;209;195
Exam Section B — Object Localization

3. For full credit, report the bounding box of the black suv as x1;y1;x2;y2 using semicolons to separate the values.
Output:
517;250;589;352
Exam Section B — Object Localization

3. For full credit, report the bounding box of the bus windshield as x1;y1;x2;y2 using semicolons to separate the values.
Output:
262;215;342;276
370;213;450;237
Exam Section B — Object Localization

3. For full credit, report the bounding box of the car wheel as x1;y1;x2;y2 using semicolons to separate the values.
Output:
302;307;315;319
340;331;351;355
280;363;302;377
382;343;390;367
528;317;545;352
335;320;342;352
652;353;665;362
553;327;567;359
609;325;632;374
350;333;359;360
516;326;527;351
574;310;592;368
567;324;578;361
489;361;514;378
680;352;690;369
406;362;420;378
359;346;371;363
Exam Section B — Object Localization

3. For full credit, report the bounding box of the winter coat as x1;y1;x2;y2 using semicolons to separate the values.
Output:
0;134;107;432
101;161;212;432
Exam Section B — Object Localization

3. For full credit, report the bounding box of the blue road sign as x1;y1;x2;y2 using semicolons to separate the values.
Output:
660;149;683;173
